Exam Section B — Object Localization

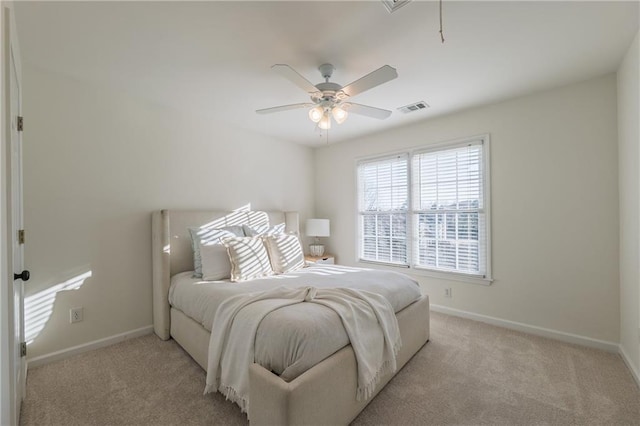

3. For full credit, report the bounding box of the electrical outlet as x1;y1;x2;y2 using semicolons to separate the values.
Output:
444;288;452;298
70;307;83;323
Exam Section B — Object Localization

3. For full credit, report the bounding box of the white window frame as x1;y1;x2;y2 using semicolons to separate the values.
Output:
356;153;410;267
355;134;492;285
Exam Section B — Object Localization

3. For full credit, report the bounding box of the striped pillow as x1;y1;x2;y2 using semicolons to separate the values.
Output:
263;234;305;274
222;237;274;282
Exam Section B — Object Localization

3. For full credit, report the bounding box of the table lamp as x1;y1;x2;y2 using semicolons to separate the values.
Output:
306;219;330;256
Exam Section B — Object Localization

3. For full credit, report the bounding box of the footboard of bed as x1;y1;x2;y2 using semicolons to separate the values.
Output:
248;295;430;425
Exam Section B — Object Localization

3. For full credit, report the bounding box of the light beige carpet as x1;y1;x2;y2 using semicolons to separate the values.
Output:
21;312;640;425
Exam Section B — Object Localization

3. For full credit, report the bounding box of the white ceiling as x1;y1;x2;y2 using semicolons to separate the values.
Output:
14;1;639;146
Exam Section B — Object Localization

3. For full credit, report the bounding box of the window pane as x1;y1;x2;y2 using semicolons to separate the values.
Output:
363;215;376;236
359;212;408;264
418;213;436;239
377;214;390;236
437;241;456;269
391;213;406;237
391;238;407;263
417;238;436;267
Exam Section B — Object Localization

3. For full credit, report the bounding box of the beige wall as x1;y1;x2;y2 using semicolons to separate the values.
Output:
22;65;315;359
315;74;620;342
618;30;640;378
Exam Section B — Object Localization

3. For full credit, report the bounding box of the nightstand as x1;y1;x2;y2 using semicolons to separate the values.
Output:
304;254;335;265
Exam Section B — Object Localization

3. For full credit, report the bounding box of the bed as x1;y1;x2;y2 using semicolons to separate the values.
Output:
151;209;430;425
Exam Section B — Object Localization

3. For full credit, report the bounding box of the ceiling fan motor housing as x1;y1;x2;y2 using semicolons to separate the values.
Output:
311;64;349;105
312;82;345;104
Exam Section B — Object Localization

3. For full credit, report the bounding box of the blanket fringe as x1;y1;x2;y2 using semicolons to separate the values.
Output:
204;381;249;414
356;337;403;402
218;383;249;414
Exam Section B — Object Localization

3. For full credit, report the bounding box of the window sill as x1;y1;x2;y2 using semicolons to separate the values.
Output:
356;260;493;286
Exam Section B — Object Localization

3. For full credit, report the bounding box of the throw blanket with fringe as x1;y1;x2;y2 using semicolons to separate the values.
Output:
204;285;402;413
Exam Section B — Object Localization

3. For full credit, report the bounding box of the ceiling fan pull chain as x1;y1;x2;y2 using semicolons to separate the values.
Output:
439;0;445;44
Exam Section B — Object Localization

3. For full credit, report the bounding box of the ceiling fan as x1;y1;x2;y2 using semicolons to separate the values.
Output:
256;63;398;130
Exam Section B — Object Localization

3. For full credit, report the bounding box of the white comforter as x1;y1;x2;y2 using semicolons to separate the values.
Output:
169;264;422;381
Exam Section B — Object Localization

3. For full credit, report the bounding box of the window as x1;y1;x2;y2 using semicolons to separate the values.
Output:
356;136;491;281
357;154;409;265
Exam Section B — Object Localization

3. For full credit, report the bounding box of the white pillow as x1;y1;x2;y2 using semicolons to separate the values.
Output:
189;225;244;278
222;237;274;282
243;222;286;237
200;243;232;281
263;234;305;274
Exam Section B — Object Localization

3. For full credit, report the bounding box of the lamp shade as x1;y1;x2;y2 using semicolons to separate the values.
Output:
332;105;348;124
306;219;330;237
308;106;323;123
318;113;331;130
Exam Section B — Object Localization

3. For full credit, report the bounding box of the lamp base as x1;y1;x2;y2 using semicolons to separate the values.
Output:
309;244;325;257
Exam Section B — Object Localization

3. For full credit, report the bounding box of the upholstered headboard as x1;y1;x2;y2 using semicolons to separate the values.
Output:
151;210;300;340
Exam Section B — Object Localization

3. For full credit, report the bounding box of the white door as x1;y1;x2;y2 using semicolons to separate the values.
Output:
10;28;27;414
3;5;27;424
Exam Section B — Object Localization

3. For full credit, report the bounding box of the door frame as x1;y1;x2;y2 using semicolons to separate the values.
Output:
1;3;24;425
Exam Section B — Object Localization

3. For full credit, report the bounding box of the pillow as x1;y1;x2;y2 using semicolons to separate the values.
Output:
243;222;286;237
262;234;305;274
200;243;232;281
222;237;274;282
189;225;244;278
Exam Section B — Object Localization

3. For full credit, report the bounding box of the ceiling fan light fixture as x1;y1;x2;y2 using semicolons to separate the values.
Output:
260;63;398;134
332;105;348;124
308;105;324;123
318;113;332;130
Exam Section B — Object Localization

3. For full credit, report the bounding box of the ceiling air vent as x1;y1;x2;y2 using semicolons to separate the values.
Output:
398;101;430;114
381;0;412;13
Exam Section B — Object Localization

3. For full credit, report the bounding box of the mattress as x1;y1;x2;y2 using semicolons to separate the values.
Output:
169;264;422;381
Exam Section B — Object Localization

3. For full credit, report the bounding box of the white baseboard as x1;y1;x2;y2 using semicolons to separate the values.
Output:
430;304;619;353
618;344;640;389
27;325;154;368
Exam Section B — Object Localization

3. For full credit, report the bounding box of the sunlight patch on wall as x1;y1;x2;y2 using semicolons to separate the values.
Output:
24;271;92;345
198;209;269;234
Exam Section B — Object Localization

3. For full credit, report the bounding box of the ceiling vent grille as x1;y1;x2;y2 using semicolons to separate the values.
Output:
381;0;412;13
398;101;430;114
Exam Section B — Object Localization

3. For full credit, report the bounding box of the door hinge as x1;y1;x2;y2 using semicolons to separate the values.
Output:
20;342;27;357
18;229;25;245
17;116;23;132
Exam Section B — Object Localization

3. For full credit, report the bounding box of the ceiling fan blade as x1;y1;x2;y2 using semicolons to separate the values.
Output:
256;103;315;114
341;65;398;98
344;103;392;120
272;64;319;94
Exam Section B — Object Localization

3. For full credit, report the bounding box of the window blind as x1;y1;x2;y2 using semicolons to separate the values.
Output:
412;141;486;276
357;155;409;265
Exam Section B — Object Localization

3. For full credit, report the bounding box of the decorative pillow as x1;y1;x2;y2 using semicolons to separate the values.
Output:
243;222;286;237
262;234;305;274
222;237;274;282
200;243;232;281
189;225;244;278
